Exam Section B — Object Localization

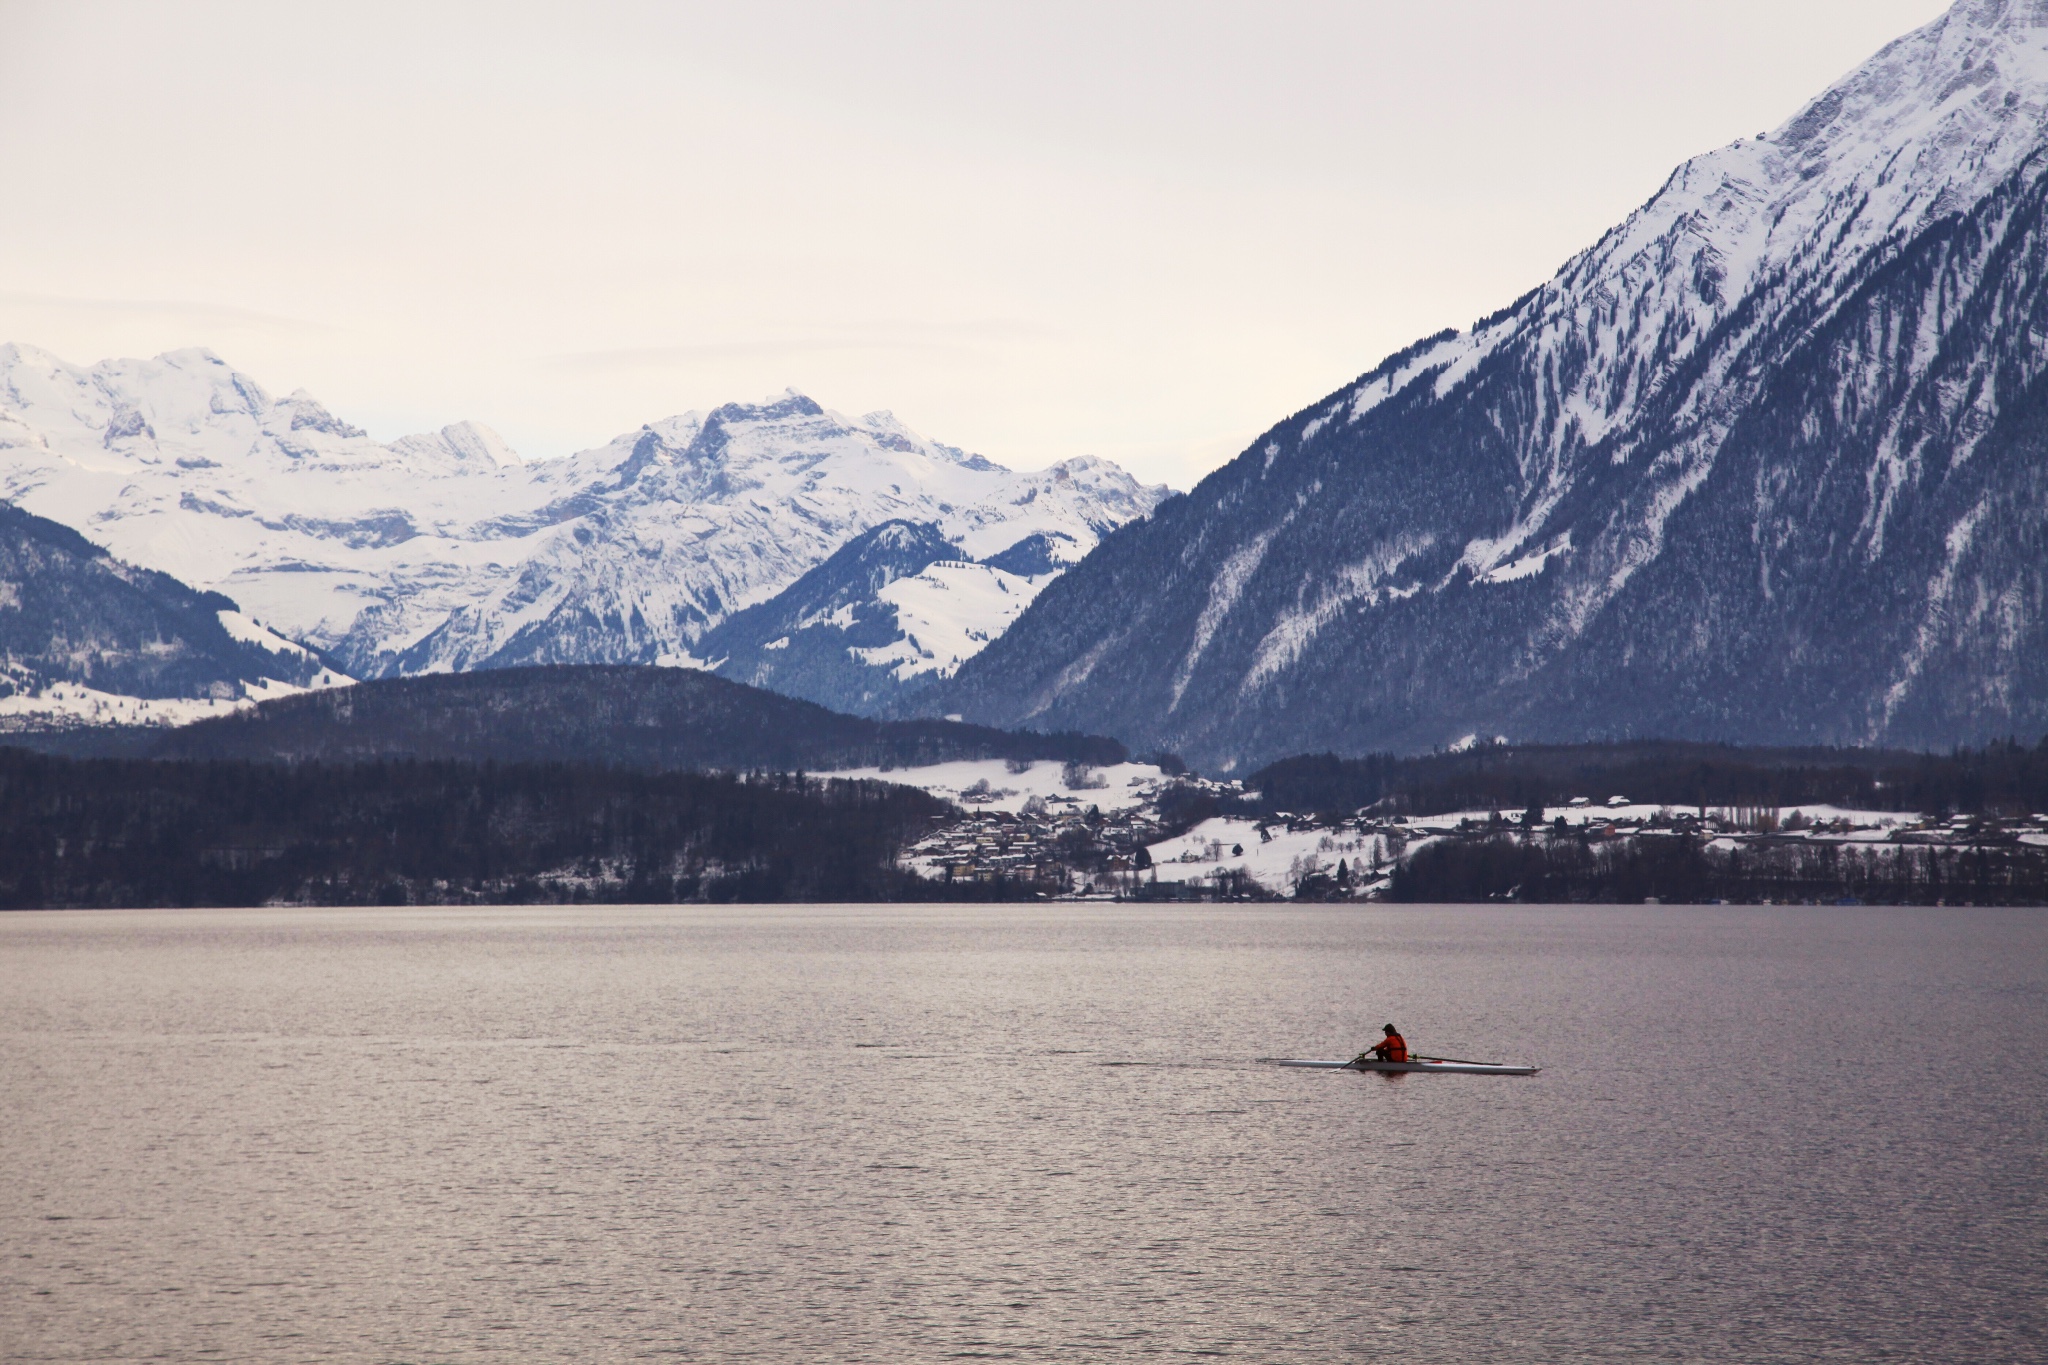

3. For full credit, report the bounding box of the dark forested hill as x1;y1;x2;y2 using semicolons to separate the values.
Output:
96;665;1127;771
0;748;950;907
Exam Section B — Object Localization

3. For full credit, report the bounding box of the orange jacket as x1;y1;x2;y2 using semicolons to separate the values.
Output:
1378;1033;1408;1063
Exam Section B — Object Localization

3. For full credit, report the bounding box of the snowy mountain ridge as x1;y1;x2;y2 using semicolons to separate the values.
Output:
1332;0;2048;613
942;0;2048;768
0;345;1170;680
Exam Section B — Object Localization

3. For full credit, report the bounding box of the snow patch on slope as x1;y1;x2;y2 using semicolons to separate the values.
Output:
1479;533;1572;584
1171;522;1284;711
1240;534;1436;695
1146;816;1388;896
850;561;1054;681
214;609;326;664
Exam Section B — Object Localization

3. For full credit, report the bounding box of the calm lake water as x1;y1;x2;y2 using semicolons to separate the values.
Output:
1;905;2042;1363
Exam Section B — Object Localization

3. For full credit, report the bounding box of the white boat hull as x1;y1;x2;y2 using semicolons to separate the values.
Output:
1268;1058;1539;1076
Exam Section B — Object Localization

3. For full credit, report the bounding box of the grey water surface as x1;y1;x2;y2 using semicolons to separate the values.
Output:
1;905;2042;1363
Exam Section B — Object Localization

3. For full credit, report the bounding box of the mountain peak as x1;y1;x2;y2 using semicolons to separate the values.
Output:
386;419;523;472
1349;0;2048;461
706;391;826;425
155;346;231;369
1;345;1172;688
940;0;2048;765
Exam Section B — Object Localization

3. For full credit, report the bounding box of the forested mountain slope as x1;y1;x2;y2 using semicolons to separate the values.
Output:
0;500;343;730
942;0;2048;771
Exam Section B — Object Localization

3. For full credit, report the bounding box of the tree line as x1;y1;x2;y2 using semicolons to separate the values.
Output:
1248;737;2048;821
0;748;958;908
1390;833;2048;905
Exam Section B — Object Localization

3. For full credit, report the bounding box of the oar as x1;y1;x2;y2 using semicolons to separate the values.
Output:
1412;1053;1504;1067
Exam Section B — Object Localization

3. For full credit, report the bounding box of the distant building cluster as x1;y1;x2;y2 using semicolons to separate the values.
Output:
903;803;1170;894
901;779;2048;905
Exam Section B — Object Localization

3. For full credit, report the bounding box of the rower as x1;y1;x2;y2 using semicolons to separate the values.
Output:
1357;1024;1408;1065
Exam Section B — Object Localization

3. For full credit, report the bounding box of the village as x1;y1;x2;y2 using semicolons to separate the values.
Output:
890;774;2048;902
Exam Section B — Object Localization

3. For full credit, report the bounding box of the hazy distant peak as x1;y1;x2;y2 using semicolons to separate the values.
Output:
387;419;523;470
1042;454;1115;476
0;345;1171;689
274;389;368;440
441;420;522;467
0;340;63;371
156;345;231;369
706;391;826;425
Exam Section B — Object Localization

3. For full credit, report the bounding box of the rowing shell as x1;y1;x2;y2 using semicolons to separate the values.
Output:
1268;1058;1539;1076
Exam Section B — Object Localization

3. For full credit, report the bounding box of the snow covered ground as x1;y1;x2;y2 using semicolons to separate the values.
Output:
1419;803;1922;831
0;597;351;730
850;561;1054;681
0;673;346;732
1145;816;1391;895
814;757;1172;814
213;609;332;666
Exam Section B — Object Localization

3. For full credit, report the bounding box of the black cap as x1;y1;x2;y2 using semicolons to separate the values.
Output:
1383;1024;1397;1033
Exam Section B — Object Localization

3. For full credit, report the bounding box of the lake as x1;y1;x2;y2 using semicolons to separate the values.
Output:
2;905;2042;1362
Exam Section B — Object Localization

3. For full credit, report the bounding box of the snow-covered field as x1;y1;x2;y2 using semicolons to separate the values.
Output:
814;758;1171;814
1145;816;1390;895
0;674;344;732
1419;803;1921;832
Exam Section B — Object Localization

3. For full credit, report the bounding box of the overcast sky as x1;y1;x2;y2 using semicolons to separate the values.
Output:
0;0;1952;486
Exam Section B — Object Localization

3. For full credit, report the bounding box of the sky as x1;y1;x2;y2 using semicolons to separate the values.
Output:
0;0;1954;488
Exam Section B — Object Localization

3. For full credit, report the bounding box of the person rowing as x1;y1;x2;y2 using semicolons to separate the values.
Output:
1355;1023;1408;1066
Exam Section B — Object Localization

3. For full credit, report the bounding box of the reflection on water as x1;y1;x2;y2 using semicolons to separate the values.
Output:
1;905;2042;1362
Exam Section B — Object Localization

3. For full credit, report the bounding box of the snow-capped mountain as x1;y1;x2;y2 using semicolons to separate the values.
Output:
0;499;347;731
942;0;2048;770
0;347;1170;679
697;516;1078;715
